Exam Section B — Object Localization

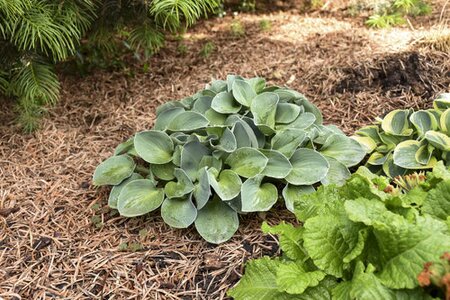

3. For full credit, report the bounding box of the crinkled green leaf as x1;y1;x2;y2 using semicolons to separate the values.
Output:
93;155;136;186
134;130;174;164
161;195;197;228
195;196;239;244
225;147;268;178
276;263;326;294
285;149;329;185
422;179;450;220
241;175;278;212
117;179;164;217
261;222;307;260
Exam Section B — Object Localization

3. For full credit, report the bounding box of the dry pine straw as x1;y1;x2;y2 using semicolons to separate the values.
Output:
0;5;449;300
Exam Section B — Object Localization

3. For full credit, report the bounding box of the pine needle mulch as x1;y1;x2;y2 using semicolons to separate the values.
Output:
1;5;449;300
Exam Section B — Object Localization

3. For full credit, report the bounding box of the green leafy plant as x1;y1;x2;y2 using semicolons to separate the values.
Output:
259;19;272;32
92;75;365;244
231;20;245;38
200;41;215;58
365;0;431;28
418;252;450;299
0;0;219;131
353;93;450;178
228;163;450;299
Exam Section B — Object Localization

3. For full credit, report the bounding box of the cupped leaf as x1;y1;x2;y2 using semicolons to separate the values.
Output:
233;120;259;148
114;138;135;156
250;92;279;132
433;93;450;110
382;153;407;178
181;140;211;180
225;147;269;178
393;141;433;169
208;169;242;200
108;173;143;209
205;109;227;126
154;107;185;131
232;79;256;107
151;162;176;181
260;149;292;179
210;127;237;153
319;134;366;167
381;109;413;136
161;195;197;228
247;77;266;93
282;184;315;213
134;130;174;164
195;196;239;244
271;128;307;158
192;96;213;114
351;136;377;153
117;179;164;217
241;175;278;212
285;149;329;185
367;152;388;166
424;130;450;151
409;110;437;137
275;103;301;124
277;112;316;131
355;125;382;144
211;91;241;114
320;156;351;186
167;111;209;131
294;97;323;124
193;168;211;209
164;168;195;199
440;108;450;135
93;155;136;186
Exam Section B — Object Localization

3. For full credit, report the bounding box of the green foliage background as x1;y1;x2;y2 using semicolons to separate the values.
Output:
0;0;219;131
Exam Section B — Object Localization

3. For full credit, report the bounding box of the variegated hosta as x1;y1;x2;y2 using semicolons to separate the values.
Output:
353;93;450;178
93;75;365;244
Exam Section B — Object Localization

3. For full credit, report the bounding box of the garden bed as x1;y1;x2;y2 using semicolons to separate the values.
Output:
1;3;449;299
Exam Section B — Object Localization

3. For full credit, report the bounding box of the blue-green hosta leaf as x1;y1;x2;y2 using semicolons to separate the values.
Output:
242;117;267;148
208;169;242;200
164;168;195;199
117;179;164;217
108;173;143;208
134;130;174;164
227;74;245;92
206;79;227;93
161;196;197;228
345;198;450;289
295;97;323;125
440;108;450;135
241;175;278;212
151;162;176;181
260;149;292;179
180;96;197;108
166;111;209;131
156;100;186;116
320;156;351;186
261;222;307;260
282;184;315;213
232;120;259;148
319;134;366;167
277;112;316;131
192;96;213;114
422;179;450;220
193;168;211;210
232;79;256;107
114;138;135;156
393;140;436;169
379;132;407;150
351;136;377;153
247;77;266;93
170;132;190;145
93;155;136;186
382;153;407;178
210;128;237;153
285;149;329;185
367;152;388;165
381;109;413;136
181;140;211;180
433;93;450;110
250;92;279;133
195;196;239;244
271;128;307;158
409;110;438;137
225;147;268;178
227;257;298;300
425;130;450;151
277;263;327;295
154;107;185;131
275;103;301;124
198;155;222;172
303;213;366;277
211;91;241;114
172;145;182;166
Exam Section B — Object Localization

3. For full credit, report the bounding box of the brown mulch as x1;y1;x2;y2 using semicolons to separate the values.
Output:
1;3;449;299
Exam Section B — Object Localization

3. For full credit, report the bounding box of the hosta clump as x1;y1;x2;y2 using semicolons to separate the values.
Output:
93;75;365;244
228;163;450;299
353;93;450;178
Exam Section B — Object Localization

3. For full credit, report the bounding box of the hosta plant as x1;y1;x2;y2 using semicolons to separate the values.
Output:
353;93;450;178
228;163;450;299
93;75;365;243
